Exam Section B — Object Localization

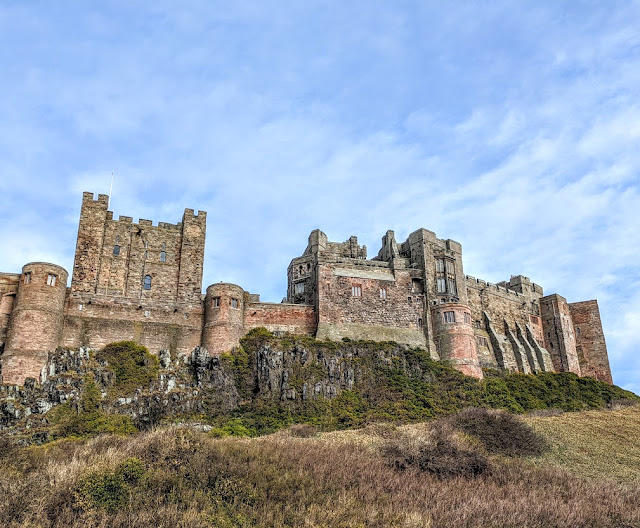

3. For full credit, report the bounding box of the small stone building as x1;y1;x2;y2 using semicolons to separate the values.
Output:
0;192;612;385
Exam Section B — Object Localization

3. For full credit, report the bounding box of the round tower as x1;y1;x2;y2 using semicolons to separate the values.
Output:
3;263;68;385
431;302;482;379
202;283;245;355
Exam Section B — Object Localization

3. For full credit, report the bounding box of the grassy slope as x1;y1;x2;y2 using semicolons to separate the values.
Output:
525;405;640;484
1;406;638;527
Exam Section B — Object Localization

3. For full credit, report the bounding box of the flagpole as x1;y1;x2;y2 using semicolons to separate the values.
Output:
109;170;114;207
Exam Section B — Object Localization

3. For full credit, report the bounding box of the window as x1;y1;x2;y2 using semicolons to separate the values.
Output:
144;310;150;317
435;257;457;295
379;287;387;300
443;311;455;323
294;282;305;294
46;274;57;286
23;272;31;284
411;278;423;293
474;320;483;329
160;242;166;262
231;298;239;308
143;275;152;290
144;250;148;259
212;297;221;307
78;304;83;311
476;336;489;347
464;312;471;324
351;285;362;297
418;317;423;328
113;245;120;256
576;326;581;336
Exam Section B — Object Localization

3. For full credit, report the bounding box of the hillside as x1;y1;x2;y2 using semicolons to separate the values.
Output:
0;406;638;527
0;330;637;443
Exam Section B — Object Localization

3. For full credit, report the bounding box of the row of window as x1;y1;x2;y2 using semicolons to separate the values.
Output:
113;238;167;262
23;272;57;287
441;311;472;324
211;297;239;309
351;285;390;299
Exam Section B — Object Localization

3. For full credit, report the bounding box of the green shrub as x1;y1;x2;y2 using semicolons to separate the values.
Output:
75;457;145;512
95;341;160;396
49;377;137;439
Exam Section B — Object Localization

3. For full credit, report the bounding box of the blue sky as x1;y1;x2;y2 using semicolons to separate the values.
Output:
1;1;639;392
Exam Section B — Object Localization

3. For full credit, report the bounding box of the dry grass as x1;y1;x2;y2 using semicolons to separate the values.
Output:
525;404;640;484
0;408;639;527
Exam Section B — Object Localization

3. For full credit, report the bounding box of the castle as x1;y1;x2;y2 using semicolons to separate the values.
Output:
0;192;612;385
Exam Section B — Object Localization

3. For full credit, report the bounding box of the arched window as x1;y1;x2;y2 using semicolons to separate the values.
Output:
143;275;152;290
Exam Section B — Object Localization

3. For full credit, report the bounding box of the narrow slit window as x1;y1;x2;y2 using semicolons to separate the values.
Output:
143;275;152;290
46;274;57;286
113;245;120;256
351;285;362;297
379;287;387;300
160;251;166;262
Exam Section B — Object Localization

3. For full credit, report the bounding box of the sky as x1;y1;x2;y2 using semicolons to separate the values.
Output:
1;1;639;393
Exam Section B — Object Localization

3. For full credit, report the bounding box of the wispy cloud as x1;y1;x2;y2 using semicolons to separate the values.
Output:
1;1;639;390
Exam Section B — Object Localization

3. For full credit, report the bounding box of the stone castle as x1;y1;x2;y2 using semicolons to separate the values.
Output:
0;192;612;385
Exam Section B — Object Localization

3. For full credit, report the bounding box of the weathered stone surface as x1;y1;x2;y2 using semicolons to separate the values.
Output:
0;191;612;386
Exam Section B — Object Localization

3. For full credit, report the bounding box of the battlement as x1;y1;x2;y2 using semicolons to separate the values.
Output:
0;191;612;386
82;191;109;205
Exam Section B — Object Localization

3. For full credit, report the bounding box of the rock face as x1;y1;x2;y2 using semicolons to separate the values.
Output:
0;334;433;443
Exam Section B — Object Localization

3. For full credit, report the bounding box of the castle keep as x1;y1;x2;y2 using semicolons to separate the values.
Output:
0;192;612;385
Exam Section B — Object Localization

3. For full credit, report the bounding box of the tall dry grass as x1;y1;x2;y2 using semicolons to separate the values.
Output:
0;409;639;527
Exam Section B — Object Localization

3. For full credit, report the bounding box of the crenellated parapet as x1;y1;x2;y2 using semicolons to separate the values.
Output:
0;192;613;386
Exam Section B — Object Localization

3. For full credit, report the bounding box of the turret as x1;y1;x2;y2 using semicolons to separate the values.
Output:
2;262;68;384
430;301;482;378
202;283;245;355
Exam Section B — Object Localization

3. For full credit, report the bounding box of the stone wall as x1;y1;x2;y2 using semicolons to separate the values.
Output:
0;273;19;351
244;302;316;335
71;192;205;305
315;258;426;347
569;300;612;383
2;263;68;385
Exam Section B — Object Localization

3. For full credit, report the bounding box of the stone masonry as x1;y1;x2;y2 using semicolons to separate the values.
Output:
0;192;613;385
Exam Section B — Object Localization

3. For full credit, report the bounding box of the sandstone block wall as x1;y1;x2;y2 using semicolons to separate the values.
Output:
3;263;68;385
431;302;482;378
244;302;316;336
569;300;612;383
0;273;19;351
315;259;426;347
540;294;581;375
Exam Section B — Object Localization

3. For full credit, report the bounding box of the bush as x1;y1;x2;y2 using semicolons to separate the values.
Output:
382;423;489;479
95;341;160;396
75;457;145;512
448;408;548;457
49;377;138;439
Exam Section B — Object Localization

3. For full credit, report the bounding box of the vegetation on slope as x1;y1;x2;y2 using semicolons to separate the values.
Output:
203;329;638;436
0;407;638;527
